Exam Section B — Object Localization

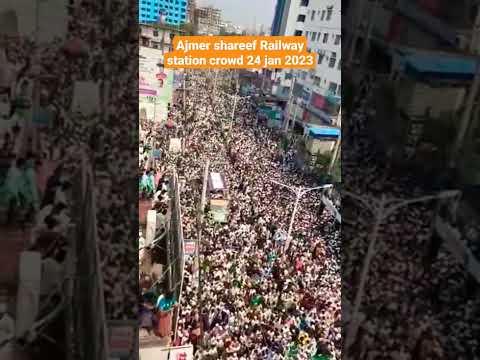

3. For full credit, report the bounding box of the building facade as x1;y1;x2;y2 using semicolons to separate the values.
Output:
139;0;188;25
187;0;196;24
270;0;341;127
194;6;222;35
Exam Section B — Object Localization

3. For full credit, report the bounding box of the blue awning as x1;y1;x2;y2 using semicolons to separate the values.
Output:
308;126;340;139
404;54;477;81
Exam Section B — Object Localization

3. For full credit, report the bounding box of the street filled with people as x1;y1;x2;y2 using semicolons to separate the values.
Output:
342;71;480;359
139;71;341;359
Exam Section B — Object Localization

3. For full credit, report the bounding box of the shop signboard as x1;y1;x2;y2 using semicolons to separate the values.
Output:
184;240;196;256
139;46;173;123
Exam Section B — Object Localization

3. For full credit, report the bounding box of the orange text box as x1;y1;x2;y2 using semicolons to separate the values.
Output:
164;36;316;69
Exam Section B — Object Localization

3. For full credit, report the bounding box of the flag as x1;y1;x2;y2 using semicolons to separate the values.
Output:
310;355;332;360
286;343;299;358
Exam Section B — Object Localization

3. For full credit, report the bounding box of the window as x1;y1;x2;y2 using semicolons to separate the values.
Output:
323;33;329;43
328;82;337;93
337;85;341;96
326;6;333;20
294;30;303;36
297;14;306;22
153;30;159;36
321;10;325;20
317;52;324;64
317;32;322;41
311;32;316;41
329;52;336;68
337;58;341;70
311;10;316;21
313;76;321;86
300;0;309;6
334;34;341;45
305;31;309;37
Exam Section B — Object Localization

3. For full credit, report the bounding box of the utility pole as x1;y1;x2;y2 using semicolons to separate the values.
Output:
229;74;239;139
328;134;341;175
284;73;296;132
183;70;186;122
197;160;209;301
31;0;41;156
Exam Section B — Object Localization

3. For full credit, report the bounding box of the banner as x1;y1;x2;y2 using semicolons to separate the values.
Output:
140;344;194;360
184;240;195;256
139;46;173;123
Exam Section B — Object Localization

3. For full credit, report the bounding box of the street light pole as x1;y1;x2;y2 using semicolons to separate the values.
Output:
270;180;333;252
343;189;461;356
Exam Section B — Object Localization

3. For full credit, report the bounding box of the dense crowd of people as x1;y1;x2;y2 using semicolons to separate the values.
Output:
140;71;341;359
0;0;138;357
342;71;480;359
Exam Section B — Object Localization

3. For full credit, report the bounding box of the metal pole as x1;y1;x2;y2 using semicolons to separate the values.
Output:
197;160;209;298
328;135;341;175
183;71;186;121
344;195;385;353
289;100;299;131
343;190;461;354
31;0;41;155
284;74;296;131
284;191;301;253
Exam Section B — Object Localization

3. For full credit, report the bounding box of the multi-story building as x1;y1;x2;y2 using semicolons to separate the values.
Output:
139;0;189;25
270;0;341;127
271;0;305;37
220;21;243;35
187;0;196;24
139;24;186;123
194;6;222;35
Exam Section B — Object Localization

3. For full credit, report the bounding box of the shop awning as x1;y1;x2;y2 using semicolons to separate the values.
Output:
404;54;477;81
308;126;340;139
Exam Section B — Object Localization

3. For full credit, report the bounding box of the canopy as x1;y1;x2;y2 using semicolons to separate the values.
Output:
308;126;340;139
404;54;476;81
